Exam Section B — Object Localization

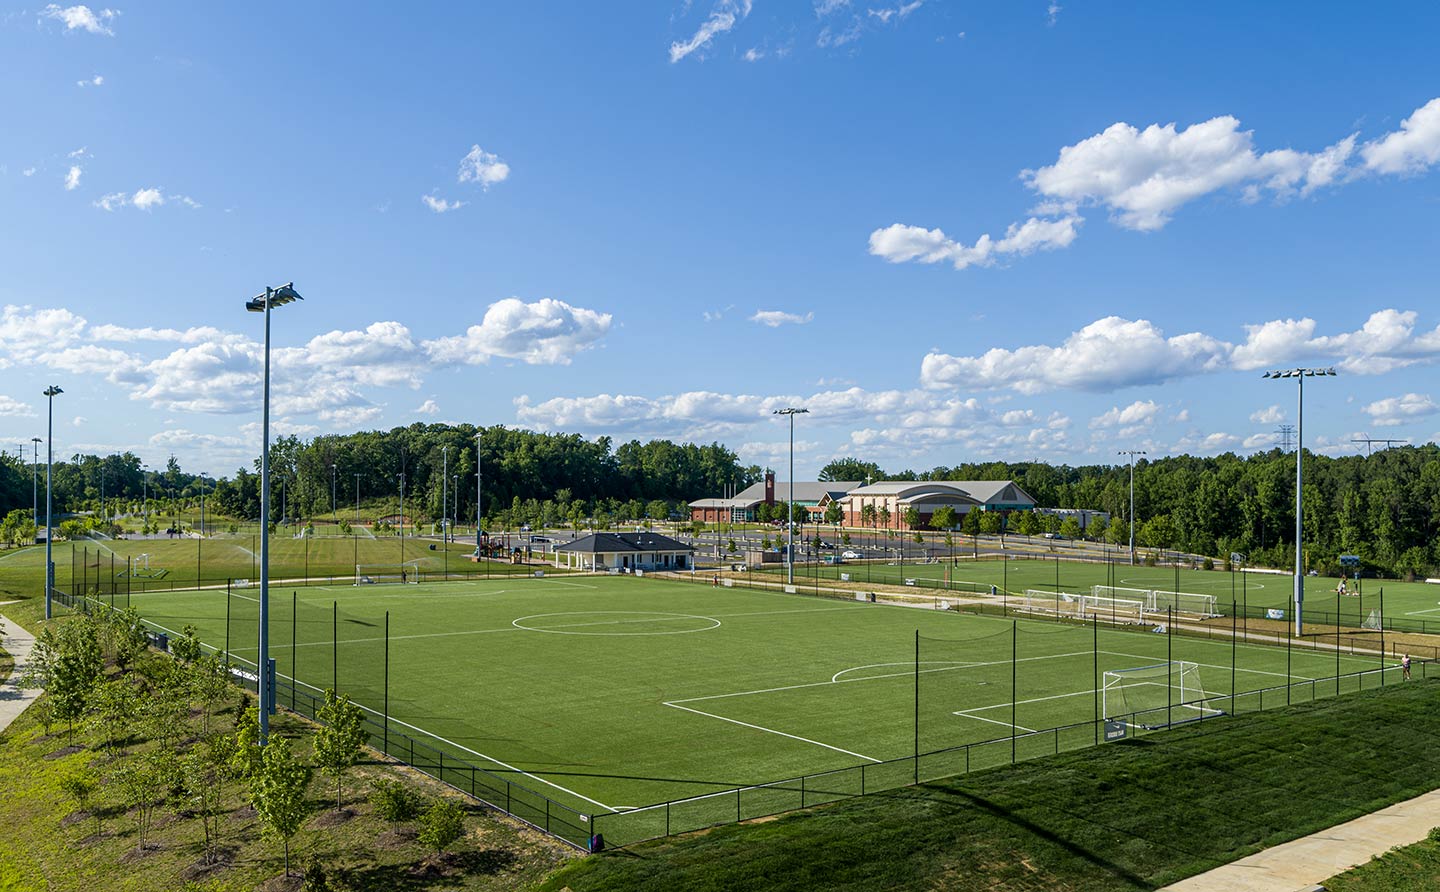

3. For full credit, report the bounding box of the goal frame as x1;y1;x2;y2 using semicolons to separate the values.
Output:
1102;660;1220;728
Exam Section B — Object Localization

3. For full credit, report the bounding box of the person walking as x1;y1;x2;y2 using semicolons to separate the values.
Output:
1402;653;1412;681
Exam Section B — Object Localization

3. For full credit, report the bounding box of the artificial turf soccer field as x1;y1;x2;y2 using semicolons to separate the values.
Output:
115;573;1396;819
774;555;1432;626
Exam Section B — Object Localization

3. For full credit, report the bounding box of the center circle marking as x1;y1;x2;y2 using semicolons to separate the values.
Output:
511;611;722;636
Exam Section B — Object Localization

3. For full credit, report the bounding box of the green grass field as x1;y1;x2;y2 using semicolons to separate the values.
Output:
775;554;1440;630
4;533;534;594
98;574;1395;831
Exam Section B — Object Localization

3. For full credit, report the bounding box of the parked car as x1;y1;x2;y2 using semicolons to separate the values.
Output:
842;550;863;559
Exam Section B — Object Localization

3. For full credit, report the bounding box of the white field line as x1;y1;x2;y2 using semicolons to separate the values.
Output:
119;608;620;814
1404;606;1440;616
235;604;866;652
831;661;979;684
664;701;881;763
1101;650;1391;683
669;649;1098;706
954;712;1038;734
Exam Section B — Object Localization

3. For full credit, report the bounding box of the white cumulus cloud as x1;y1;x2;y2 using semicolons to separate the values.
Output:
424;298;613;366
77;74;104;87
1362;393;1440;427
64;165;82;190
457;145;510;189
1250;405;1285;424
41;4;118;35
1360;98;1440;175
0;395;36;417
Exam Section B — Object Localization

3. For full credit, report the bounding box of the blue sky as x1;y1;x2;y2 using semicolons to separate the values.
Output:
2;1;1439;479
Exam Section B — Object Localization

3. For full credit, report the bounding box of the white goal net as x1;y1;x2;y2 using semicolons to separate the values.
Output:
1091;585;1219;617
1102;660;1221;728
1362;609;1383;631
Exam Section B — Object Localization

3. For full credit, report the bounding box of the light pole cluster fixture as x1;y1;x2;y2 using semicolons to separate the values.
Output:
245;282;304;745
1262;366;1337;636
1117;449;1146;566
772;407;809;586
42;386;62;619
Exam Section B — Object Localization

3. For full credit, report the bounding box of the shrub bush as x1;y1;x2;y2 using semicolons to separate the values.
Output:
370;779;425;823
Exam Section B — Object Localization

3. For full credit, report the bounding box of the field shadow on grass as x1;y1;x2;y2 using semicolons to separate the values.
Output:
340;848;519;891
941;787;1154;889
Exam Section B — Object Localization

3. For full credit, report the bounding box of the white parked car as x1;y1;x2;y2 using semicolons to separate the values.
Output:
842;550;863;559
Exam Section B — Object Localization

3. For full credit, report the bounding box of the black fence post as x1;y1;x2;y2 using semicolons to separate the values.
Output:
384;610;391;755
291;591;298;710
333;601;338;692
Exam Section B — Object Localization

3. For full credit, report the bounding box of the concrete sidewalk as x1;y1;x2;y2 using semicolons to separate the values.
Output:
1163;786;1440;892
0;614;40;735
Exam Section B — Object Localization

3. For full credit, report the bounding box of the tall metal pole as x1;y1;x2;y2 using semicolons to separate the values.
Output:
442;446;448;544
483;432;489;550
246;281;302;746
1294;372;1304;637
1119;450;1145;566
43;387;61;619
773;408;808;585
258;289;274;743
330;463;337;527
1264;367;1335;636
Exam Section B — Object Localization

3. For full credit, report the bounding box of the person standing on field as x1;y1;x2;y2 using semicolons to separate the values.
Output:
1402;653;1411;680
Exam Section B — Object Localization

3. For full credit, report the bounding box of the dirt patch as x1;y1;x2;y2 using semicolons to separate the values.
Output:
311;807;355;828
60;809;91;828
256;874;304;892
118;843;162;863
374;826;417;850
75;830;114;848
44;744;84;760
232;803;257;820
179;848;236;883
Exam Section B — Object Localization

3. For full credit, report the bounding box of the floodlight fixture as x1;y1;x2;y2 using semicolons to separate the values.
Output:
1262;366;1338;635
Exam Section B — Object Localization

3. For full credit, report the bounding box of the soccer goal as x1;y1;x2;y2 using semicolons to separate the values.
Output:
1077;594;1151;623
1021;589;1080;615
1149;590;1219;617
1102;661;1222;729
1091;585;1152;602
355;562;423;585
1361;609;1383;631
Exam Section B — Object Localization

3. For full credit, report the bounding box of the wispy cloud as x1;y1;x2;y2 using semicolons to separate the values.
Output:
64;165;82;191
76;74;104;87
670;0;752;62
1046;2;1061;26
421;194;465;213
750;309;814;327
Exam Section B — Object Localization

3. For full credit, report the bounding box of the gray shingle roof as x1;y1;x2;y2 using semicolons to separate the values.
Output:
553;532;696;554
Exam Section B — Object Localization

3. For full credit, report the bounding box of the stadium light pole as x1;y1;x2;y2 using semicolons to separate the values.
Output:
773;407;809;585
42;386;62;619
483;432;489;550
452;474;459;544
441;445;448;544
1263;367;1337;636
30;437;41;525
330;463;337;527
245;282;304;745
1118;450;1146;566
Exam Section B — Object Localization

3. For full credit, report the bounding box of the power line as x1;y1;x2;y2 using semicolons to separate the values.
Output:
1276;424;1295;452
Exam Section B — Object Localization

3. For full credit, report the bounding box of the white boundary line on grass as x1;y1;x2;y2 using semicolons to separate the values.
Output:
136;605;624;816
664;701;882;763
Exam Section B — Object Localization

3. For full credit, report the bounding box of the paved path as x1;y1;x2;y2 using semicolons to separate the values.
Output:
1163;786;1440;891
0;615;40;735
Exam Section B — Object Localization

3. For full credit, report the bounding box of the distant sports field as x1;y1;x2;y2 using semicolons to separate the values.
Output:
118;574;1394;820
774;555;1436;628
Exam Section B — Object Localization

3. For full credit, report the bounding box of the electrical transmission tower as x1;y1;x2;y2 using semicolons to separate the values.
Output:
1351;435;1408;457
1276;424;1296;452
